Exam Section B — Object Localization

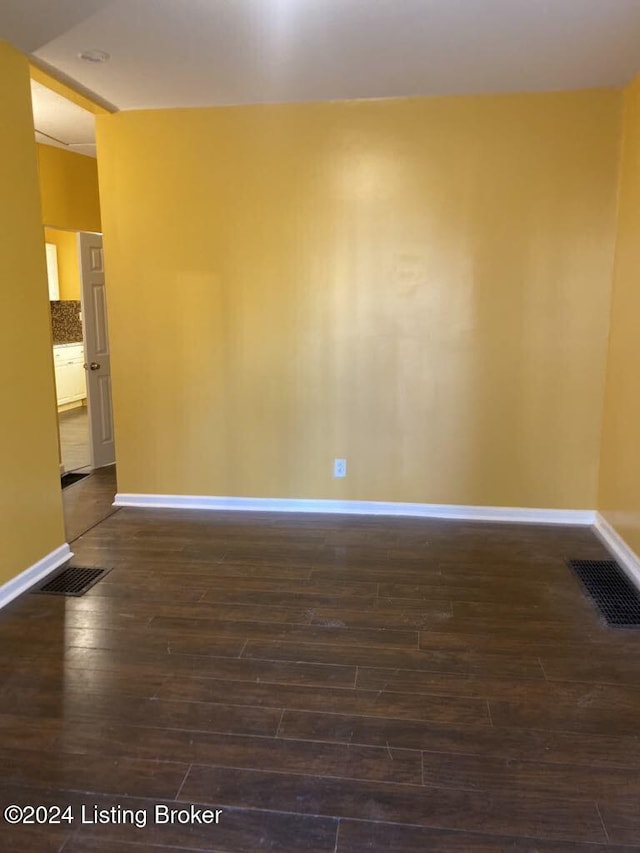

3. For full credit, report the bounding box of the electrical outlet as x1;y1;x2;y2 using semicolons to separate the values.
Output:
333;458;347;478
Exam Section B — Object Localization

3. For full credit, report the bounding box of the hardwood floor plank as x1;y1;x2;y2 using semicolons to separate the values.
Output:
540;652;640;686
355;666;640;708
179;765;606;842
418;618;601;643
201;577;380;598
373;595;457;611
0;667;165;700
452;598;595;621
242;639;546;679
83;584;210;603
149;616;419;648
277;708;640;767
117;602;314;626
81;696;284;736
310;568;446;586
56;647;356;688
336;819;640;852
417;629;637;656
489;693;640;735
378;581;577;605
0;747;188;799
201;588;379;609
103;562;314;581
421;751;640;800
0;713;62;751
219;545;323;567
0;624;246;657
157;676;490;725
47;721;422;784
310;604;452;629
3;692;283;737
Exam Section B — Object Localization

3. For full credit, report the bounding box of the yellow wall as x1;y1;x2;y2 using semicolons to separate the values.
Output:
0;42;66;585
97;91;621;508
37;143;101;232
44;227;81;300
598;75;640;556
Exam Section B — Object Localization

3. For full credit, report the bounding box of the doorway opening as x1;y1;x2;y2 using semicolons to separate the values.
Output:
31;71;119;538
47;227;116;477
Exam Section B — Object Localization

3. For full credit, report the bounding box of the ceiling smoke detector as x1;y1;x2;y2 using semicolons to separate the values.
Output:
79;49;111;63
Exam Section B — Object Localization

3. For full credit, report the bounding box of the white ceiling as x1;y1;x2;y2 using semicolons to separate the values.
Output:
0;0;110;54
31;80;96;157
4;0;640;111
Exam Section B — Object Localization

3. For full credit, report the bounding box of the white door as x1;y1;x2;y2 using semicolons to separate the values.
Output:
79;232;116;468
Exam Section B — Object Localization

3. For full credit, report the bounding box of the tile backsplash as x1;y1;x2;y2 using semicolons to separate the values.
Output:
51;300;83;344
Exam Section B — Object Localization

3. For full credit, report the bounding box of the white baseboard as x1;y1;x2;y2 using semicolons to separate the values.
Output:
114;493;595;526
594;513;640;588
0;543;73;611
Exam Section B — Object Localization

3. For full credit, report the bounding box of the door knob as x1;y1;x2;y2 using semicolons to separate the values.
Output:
89;362;100;371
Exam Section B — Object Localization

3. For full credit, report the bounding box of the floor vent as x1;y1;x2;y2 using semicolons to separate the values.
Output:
568;559;640;627
36;566;110;597
61;472;91;489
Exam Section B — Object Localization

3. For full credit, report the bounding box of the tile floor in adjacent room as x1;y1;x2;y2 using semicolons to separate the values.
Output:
2;470;640;851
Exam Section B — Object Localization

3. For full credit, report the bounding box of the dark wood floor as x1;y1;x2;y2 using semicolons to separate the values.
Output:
2;476;640;851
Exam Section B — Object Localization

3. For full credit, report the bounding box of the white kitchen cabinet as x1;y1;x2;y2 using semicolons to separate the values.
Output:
53;343;86;406
46;243;60;301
